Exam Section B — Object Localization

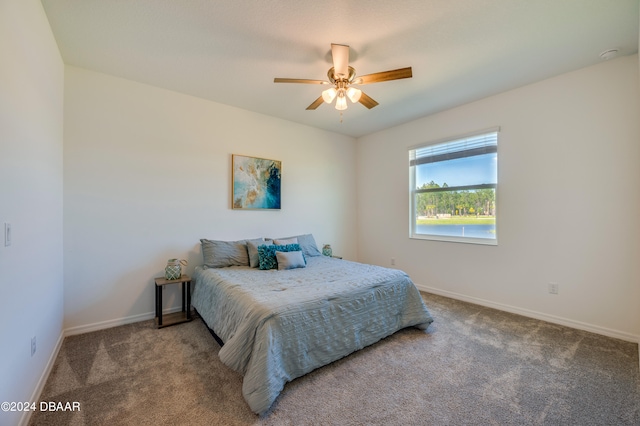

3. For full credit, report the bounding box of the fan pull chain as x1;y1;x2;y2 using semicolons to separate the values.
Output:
340;111;343;123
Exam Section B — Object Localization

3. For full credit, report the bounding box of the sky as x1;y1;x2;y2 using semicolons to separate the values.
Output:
416;153;497;188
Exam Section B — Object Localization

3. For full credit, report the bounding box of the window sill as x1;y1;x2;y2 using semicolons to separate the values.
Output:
410;233;497;246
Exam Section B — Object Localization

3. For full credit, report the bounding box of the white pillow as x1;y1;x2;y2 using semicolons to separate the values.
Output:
273;237;298;245
276;250;306;270
273;234;321;257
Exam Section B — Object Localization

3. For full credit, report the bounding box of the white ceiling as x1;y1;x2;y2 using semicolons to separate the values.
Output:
41;0;639;138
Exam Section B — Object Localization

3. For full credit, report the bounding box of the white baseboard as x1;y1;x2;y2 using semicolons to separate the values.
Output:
416;284;640;344
65;306;185;336
19;330;65;426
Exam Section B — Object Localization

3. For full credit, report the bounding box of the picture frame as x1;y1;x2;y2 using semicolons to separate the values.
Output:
232;154;281;210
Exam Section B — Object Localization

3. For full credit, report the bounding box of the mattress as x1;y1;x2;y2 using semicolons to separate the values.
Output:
192;256;433;414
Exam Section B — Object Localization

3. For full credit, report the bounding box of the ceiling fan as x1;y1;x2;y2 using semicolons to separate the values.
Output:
274;43;412;111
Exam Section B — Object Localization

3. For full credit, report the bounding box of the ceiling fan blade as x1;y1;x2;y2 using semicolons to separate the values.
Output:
358;92;379;109
274;78;329;84
353;67;413;85
331;44;350;79
306;96;325;110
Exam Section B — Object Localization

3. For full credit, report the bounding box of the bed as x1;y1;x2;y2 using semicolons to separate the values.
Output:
192;236;433;415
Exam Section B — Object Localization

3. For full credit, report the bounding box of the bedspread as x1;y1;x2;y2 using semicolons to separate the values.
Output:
192;256;433;414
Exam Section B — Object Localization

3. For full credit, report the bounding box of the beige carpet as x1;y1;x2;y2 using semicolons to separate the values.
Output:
30;293;640;425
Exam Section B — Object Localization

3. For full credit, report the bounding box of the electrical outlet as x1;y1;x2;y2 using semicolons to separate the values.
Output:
548;282;559;295
31;336;36;357
391;258;396;266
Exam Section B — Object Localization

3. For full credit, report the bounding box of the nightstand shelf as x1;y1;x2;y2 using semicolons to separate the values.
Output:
154;275;192;328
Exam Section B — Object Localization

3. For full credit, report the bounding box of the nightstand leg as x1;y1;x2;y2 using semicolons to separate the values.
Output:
181;282;186;312
157;285;163;327
186;280;191;320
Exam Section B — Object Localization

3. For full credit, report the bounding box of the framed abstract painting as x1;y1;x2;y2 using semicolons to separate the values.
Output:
232;154;281;210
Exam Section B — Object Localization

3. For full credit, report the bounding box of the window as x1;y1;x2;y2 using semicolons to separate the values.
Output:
409;128;499;245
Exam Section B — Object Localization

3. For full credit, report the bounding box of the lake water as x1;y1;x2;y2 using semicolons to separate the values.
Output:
416;224;495;239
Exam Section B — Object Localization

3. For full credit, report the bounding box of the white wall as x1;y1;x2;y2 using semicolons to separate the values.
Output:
63;66;357;331
357;55;640;341
0;0;64;425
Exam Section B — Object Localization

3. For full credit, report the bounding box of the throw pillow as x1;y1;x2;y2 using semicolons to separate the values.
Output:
276;250;306;270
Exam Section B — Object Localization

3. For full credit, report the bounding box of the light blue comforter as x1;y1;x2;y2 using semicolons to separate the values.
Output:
192;256;433;414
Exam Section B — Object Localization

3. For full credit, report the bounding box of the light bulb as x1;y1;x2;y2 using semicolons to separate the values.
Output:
346;87;362;103
335;93;348;110
322;87;337;104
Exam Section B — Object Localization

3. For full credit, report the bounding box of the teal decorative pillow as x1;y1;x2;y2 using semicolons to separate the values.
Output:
257;244;277;270
258;243;303;270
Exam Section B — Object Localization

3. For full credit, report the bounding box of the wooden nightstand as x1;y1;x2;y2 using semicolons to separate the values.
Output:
154;275;192;328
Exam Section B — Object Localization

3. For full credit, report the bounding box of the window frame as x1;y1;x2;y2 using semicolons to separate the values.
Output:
409;127;499;246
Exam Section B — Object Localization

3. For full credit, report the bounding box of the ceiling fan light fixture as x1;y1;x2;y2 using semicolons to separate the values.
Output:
346;87;362;103
322;87;337;103
335;91;348;110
